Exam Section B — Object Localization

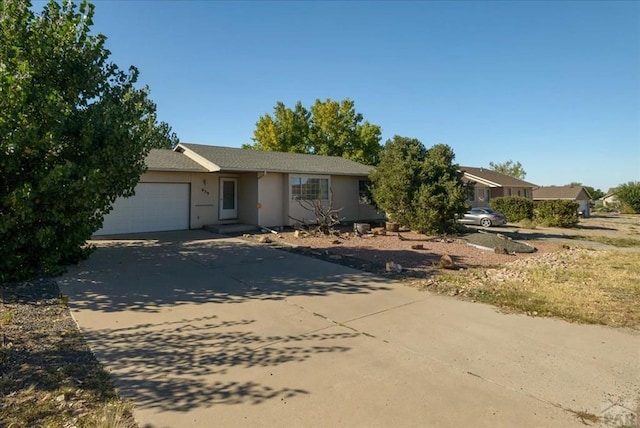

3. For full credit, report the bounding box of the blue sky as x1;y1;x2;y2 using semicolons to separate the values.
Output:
44;1;640;191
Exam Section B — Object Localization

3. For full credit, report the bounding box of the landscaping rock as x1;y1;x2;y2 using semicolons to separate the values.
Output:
372;227;386;236
438;254;457;270
465;232;536;253
386;261;402;272
294;230;308;238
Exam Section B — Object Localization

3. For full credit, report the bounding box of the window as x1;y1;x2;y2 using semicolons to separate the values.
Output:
359;180;372;204
291;176;329;200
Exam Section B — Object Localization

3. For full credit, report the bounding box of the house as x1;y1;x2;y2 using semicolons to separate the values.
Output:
96;144;383;235
601;187;619;207
460;166;537;208
532;185;592;217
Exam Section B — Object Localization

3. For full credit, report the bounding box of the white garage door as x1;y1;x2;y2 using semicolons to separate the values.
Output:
96;183;190;235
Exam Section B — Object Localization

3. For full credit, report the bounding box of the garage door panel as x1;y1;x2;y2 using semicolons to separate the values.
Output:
96;183;190;235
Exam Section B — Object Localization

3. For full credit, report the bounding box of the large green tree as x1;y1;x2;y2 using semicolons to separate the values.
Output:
1;0;177;282
616;181;640;213
244;98;382;165
488;160;526;179
370;136;468;234
249;101;311;153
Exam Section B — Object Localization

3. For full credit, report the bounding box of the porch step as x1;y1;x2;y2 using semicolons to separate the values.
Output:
204;223;259;235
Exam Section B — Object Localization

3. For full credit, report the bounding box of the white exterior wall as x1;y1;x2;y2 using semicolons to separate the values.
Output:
578;199;590;217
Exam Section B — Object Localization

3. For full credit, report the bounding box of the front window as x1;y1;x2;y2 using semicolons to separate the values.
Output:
291;176;329;200
359;180;373;204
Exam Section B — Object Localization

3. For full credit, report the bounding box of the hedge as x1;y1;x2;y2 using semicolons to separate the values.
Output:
490;196;534;222
534;200;580;227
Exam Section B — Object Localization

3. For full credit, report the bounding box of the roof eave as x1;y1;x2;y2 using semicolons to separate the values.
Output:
216;167;371;176
174;143;221;172
463;173;502;187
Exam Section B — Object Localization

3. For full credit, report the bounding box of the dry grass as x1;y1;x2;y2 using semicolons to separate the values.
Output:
570;235;640;248
430;249;640;329
0;280;137;428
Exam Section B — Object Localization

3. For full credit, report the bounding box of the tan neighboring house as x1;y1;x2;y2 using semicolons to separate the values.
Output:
96;144;383;235
532;185;592;217
601;188;619;207
460;166;537;208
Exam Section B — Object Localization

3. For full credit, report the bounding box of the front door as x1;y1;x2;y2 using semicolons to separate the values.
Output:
219;178;238;220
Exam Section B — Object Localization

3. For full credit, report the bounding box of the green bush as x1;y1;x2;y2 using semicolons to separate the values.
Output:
620;204;638;215
517;218;538;229
490;196;534;222
616;181;640;213
534;200;580;227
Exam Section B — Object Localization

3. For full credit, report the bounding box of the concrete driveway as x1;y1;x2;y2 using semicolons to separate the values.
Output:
59;230;640;428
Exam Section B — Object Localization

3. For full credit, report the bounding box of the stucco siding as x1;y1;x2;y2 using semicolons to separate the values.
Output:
140;171;193;184
331;176;359;221
258;172;285;227
190;173;217;228
238;173;258;225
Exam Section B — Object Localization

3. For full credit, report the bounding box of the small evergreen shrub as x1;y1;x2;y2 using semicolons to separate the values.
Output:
534;200;580;228
490;196;534;222
517;218;538;229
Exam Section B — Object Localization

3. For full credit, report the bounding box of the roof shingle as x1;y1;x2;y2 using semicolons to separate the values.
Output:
177;143;374;176
533;186;591;200
145;149;208;172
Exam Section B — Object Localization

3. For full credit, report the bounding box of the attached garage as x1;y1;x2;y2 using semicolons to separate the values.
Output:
96;182;190;235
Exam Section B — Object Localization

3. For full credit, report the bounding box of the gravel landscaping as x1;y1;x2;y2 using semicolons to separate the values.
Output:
246;226;559;276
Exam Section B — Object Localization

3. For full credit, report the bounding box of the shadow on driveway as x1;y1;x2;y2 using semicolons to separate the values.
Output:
60;231;393;314
58;231;387;415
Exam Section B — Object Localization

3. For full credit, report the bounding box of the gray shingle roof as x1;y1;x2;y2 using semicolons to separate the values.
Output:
177;143;374;176
460;166;537;188
533;186;590;200
145;149;208;172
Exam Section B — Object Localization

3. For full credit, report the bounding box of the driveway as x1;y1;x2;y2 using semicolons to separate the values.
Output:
59;230;640;428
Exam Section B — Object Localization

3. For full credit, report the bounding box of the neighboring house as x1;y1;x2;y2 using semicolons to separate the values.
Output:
601;187;619;207
532;185;592;217
460;166;537;208
96;144;383;235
